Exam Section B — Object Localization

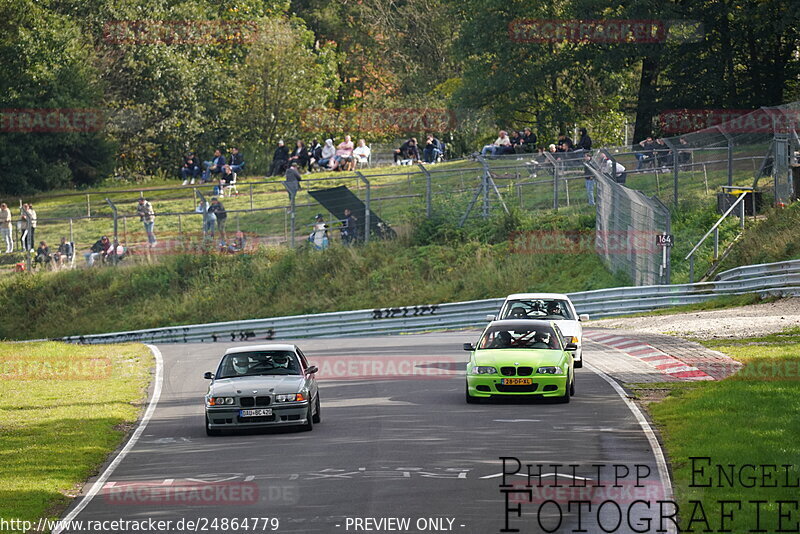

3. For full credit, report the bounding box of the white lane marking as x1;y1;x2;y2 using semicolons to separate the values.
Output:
584;361;676;534
493;419;541;423
53;344;164;534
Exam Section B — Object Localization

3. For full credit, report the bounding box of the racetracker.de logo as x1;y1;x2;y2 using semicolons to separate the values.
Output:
101;481;270;505
0;109;104;133
658;108;800;134
0;356;111;380
103;20;259;45
299;108;457;135
315;355;462;381
509;230;661;255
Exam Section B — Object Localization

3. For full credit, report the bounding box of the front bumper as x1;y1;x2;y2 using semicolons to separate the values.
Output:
466;375;568;398
205;402;309;429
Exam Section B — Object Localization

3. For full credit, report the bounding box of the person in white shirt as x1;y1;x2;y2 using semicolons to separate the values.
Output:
353;139;371;166
481;130;512;157
603;155;627;184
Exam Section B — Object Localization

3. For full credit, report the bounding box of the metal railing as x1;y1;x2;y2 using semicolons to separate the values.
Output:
55;258;800;344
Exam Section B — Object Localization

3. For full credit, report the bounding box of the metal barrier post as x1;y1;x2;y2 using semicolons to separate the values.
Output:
662;138;679;205
105;198;120;264
713;227;719;259
290;193;296;248
250;184;254;211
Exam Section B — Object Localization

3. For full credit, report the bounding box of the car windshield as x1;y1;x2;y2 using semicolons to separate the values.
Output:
500;299;575;321
478;325;561;350
216;351;301;378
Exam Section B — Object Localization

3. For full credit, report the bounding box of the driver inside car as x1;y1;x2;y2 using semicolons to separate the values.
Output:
232;355;250;375
529;331;552;349
546;302;563;318
489;330;514;348
509;306;528;319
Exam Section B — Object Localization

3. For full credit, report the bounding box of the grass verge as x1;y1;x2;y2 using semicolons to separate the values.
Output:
0;343;153;527
630;329;800;533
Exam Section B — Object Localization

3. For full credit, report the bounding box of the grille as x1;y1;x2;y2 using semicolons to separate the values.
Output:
255;396;271;406
500;366;533;376
500;367;516;376
517;367;533;376
239;396;271;407
495;384;539;393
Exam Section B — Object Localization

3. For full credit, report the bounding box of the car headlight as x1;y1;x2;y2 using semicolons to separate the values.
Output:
207;396;234;406
536;366;563;375
275;393;306;402
471;366;497;375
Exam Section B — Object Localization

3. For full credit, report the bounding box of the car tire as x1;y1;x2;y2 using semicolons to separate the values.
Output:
301;405;314;431
465;384;479;404
312;396;321;424
574;357;583;369
557;372;571;404
570;374;576;396
205;415;220;436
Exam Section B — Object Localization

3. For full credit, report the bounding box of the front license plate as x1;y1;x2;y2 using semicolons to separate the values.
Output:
501;378;533;386
239;408;272;417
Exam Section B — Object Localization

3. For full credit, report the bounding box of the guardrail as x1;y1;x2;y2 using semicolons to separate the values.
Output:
59;259;800;344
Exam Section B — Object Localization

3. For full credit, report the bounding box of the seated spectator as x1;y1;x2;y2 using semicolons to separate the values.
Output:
217;165;237;197
509;130;521;151
34;241;51;268
556;134;574;152
394;138;419;164
480;130;512;157
422;135;443;163
181;151;202;185
309;139;323;170
317;139;336;170
228;146;245;174
288;140;310;172
635;136;655;170
85;236;112;267
515;127;536;154
52;237;73;268
353;139;371;166
267;140;290;177
202;149;226;182
333;135;355;171
575;128;592;151
225;231;246;253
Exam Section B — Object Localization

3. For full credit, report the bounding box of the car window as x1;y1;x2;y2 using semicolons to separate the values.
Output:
500;299;575;321
217;351;301;378
478;325;560;350
296;349;309;369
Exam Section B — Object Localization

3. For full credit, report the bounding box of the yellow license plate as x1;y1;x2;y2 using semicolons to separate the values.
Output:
501;378;533;386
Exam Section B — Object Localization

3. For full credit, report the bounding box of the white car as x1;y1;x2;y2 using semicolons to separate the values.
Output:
487;293;588;368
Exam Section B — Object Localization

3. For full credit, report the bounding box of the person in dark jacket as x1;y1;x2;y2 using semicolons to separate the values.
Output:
515;127;537;154
181;152;202;185
284;161;303;203
288;140;310;171
228;147;245;173
556;134;574;152
393;138;419;163
207;197;227;242
309;139;322;170
268;140;290;177
575;128;592;151
202;149;226;182
340;208;358;245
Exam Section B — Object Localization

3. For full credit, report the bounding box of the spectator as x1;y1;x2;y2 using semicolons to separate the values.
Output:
196;199;215;236
309;139;323;170
284;161;303;203
575;128;592;151
318;139;335;170
207;197;227;242
19;203;36;252
654;138;672;169
288;140;310;172
635;136;655;170
53;236;73;268
394;138;419;164
202;149;226;182
422;135;443;163
603;154;627;184
218;165;236;197
267;140;290;177
353;139;371;167
181;151;202;185
136;197;156;247
85;236;112;267
308;214;330;250
0;202;11;253
341;208;358;245
34;241;51;268
228;146;245;173
556;134;574;152
515;127;537;154
480;130;512;157
333;135;355;171
226;230;246;253
583;152;595;206
677;137;691;167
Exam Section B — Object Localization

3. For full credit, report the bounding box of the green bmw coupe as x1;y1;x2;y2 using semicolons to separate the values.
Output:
464;319;576;403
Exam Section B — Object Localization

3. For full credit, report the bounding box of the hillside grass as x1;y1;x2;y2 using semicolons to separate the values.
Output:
0;343;152;526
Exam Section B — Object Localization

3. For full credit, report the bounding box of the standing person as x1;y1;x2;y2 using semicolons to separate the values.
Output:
136;197;157;247
283;161;303;203
603;154;627;184
575;128;592;151
19;203;35;252
267;140;290;177
196;199;215;236
583;152;595;206
340;208;358;245
0;202;12;253
308;214;329;250
208;197;227;243
26;204;36;252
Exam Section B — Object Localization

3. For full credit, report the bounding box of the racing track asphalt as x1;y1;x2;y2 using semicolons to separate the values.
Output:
58;333;672;534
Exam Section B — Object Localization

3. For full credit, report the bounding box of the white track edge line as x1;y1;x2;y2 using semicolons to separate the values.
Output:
52;344;164;534
584;361;677;534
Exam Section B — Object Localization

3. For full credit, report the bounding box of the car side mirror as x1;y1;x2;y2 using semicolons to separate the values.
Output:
306;365;319;375
565;343;578;352
485;314;496;322
203;372;214;379
579;314;590;322
463;343;476;351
